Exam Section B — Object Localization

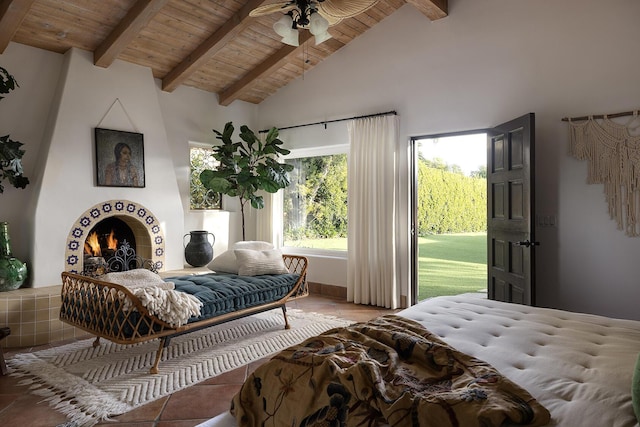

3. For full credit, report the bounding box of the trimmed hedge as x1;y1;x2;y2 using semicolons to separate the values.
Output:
417;163;486;235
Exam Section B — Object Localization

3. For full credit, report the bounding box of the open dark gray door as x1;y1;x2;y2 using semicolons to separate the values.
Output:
487;113;537;305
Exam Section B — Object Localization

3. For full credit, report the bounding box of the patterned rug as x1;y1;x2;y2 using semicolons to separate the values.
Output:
6;309;351;426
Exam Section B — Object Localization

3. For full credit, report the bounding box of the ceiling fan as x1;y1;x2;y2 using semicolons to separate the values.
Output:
250;0;380;46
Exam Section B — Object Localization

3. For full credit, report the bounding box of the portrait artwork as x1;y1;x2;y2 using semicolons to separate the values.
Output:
95;128;145;188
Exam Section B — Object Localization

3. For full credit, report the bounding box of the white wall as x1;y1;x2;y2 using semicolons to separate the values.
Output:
0;44;63;263
156;84;257;256
30;48;185;286
0;44;257;287
257;0;640;320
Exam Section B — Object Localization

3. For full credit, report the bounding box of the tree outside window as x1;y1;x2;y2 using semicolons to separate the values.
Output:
283;153;348;250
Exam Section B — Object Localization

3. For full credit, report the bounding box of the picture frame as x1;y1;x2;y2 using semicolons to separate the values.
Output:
95;128;145;188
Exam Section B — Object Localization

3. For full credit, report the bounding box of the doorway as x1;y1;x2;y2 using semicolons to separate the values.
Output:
410;131;488;303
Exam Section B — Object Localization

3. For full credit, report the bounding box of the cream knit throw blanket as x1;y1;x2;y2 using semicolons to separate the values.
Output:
100;269;202;327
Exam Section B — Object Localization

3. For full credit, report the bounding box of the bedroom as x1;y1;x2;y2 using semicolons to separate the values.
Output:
1;0;640;424
0;0;639;319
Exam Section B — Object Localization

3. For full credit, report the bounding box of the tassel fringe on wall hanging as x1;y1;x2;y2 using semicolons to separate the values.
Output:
563;110;640;236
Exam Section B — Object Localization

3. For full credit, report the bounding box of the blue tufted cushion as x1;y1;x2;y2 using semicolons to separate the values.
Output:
166;273;300;323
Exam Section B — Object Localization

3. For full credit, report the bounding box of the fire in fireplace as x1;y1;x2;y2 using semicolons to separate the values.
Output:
85;229;119;258
84;217;136;258
83;217;138;275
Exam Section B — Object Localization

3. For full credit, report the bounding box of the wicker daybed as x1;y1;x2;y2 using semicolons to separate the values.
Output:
59;254;308;374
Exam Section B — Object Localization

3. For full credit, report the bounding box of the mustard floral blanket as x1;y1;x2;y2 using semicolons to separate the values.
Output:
231;315;550;427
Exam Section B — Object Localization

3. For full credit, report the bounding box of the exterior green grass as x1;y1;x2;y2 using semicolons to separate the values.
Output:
417;232;487;300
285;232;487;301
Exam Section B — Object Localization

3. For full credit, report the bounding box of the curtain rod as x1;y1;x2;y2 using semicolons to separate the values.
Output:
259;110;397;133
561;109;638;122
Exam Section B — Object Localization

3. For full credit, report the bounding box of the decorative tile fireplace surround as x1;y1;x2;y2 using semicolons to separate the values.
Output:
64;199;166;274
1;200;166;348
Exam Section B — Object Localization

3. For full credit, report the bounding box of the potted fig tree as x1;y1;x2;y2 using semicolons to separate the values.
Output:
199;122;293;241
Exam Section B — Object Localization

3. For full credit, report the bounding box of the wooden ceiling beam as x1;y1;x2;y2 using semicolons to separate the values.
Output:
218;31;313;106
94;0;170;68
161;0;269;93
0;0;36;54
406;0;448;20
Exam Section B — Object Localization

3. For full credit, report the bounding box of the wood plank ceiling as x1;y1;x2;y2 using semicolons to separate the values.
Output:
0;0;447;105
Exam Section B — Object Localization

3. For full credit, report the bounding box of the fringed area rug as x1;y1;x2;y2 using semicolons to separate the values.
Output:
6;309;351;427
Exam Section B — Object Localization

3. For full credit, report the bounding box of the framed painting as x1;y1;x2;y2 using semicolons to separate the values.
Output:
95;128;145;188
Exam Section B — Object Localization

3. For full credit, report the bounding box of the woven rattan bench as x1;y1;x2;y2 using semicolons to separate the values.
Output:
59;254;308;374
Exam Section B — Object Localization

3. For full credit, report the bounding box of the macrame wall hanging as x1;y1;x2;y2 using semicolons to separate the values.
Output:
563;109;640;236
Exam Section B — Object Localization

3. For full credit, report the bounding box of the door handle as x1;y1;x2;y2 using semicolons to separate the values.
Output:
515;240;540;247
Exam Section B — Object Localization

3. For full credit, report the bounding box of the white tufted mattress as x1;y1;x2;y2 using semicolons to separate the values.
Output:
199;293;640;427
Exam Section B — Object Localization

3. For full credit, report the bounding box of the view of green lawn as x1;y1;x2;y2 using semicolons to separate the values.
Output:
417;232;486;300
285;232;487;300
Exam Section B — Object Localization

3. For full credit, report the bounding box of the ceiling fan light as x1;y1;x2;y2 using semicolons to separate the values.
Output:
309;12;329;33
309;12;331;45
313;30;332;45
281;30;299;46
274;14;294;38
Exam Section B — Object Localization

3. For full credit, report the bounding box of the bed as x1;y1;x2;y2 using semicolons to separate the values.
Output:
200;293;640;427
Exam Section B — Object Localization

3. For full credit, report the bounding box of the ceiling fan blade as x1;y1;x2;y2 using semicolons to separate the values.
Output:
319;0;379;19
249;2;296;17
317;10;343;26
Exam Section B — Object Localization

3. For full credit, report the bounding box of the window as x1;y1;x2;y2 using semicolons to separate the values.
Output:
283;148;348;251
189;145;222;210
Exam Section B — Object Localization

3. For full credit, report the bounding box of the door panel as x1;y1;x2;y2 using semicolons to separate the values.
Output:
510;180;524;219
492;183;505;218
487;113;536;305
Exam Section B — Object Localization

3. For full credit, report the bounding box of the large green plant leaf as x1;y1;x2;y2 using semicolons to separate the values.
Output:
0;134;29;193
0;135;25;160
213;122;235;142
260;179;282;193
0;66;18;99
249;194;264;209
199;170;232;193
239;125;259;147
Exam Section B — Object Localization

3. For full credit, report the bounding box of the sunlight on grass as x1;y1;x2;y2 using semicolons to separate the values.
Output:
418;233;487;300
285;233;487;301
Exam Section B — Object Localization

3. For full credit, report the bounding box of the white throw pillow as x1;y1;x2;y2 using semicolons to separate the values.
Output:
208;241;274;273
234;249;289;276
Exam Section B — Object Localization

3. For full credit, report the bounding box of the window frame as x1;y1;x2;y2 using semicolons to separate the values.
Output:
280;144;349;258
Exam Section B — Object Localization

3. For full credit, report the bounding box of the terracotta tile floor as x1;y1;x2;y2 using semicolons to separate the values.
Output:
0;294;398;427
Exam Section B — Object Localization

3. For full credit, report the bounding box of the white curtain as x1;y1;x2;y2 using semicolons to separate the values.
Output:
256;190;283;247
347;114;400;309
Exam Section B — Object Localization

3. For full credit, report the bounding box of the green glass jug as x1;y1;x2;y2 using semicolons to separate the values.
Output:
0;222;27;291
